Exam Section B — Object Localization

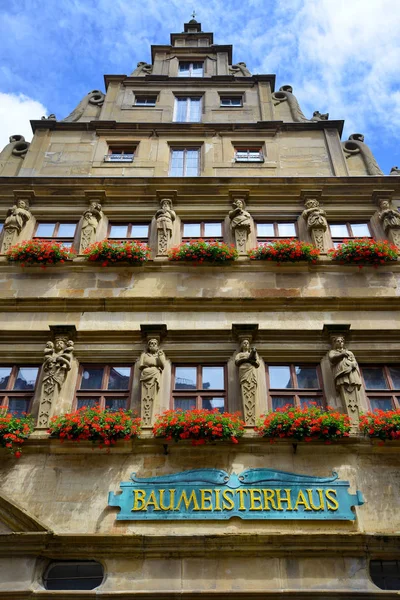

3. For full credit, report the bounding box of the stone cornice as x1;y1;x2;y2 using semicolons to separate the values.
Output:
1;591;399;599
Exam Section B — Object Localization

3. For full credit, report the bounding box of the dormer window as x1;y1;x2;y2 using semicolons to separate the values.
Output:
234;147;264;162
134;96;157;106
105;146;135;162
178;61;204;77
220;97;242;107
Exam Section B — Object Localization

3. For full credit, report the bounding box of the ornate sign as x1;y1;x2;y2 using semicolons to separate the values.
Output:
108;468;364;521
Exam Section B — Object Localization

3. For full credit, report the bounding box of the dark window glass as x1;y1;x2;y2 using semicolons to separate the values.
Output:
363;367;388;390
0;367;12;390
370;559;400;590
389;367;400;388
108;367;130;390
0;366;39;414
80;368;104;390
360;365;400;411
8;398;30;416
295;366;319;389
44;561;104;591
76;365;132;411
173;365;226;411
267;364;324;410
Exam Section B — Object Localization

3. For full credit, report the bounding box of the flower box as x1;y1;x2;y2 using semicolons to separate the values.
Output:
83;239;150;265
6;239;74;266
328;238;398;267
248;239;320;263
0;406;34;457
48;406;141;449
360;409;400;442
153;408;245;445
255;404;351;443
168;240;238;263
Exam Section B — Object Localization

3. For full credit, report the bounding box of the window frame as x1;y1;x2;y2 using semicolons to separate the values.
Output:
256;221;298;243
0;365;40;414
329;221;372;246
74;364;133;411
173;96;202;123
266;363;325;411
171;364;227;411
178;61;204;77
107;222;149;241
33;221;78;247
169;146;201;177
219;96;243;108
234;147;264;163
43;560;104;591
105;146;135;163
181;221;223;241
134;95;157;107
360;365;400;411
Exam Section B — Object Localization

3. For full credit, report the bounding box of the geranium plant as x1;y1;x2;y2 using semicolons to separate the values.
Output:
248;239;320;263
328;238;398;266
83;239;150;266
48;405;141;449
6;239;74;266
153;408;245;445
359;409;400;441
255;403;351;442
168;240;238;263
0;406;34;457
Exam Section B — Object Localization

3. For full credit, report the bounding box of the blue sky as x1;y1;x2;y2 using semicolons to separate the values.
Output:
0;0;399;174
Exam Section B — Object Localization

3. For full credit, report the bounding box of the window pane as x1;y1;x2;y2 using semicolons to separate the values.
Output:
108;367;131;390
174;397;197;410
351;223;370;237
370;559;400;591
8;398;30;416
269;366;292;389
175;367;197;390
131;225;148;238
57;223;76;238
257;223;275;237
202;397;224;412
109;225;128;238
271;396;294;410
192;62;203;76
220;98;231;106
183;223;201;238
36;223;56;237
330;224;348;237
80;368;104;389
295;366;319;389
77;398;100;409
14;367;38;390
188;98;201;122
45;561;103;591
278;223;296;237
176;98;188;121
362;367;388;389
178;62;190;76
0;367;12;390
204;223;222;237
170;149;184;176
105;398;127;412
202;367;224;390
369;397;393;412
185;149;199;176
389;367;400;388
299;396;323;408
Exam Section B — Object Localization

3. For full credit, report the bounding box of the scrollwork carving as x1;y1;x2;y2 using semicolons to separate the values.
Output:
229;62;251;76
342;133;383;176
130;62;153;76
62;90;105;122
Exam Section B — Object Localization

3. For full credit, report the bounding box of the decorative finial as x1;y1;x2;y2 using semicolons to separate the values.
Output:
191;10;196;19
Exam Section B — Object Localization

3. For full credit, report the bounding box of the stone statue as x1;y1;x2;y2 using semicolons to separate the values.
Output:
139;338;166;426
38;336;74;428
130;62;153;76
155;198;176;256
390;166;400;176
229;198;251;255
272;85;310;123
80;201;103;252
235;339;260;426
229;62;251;77
342;133;383;176
41;114;57;121
328;335;361;431
302;198;328;252
378;199;400;246
1;198;32;253
62;90;105;122
311;111;329;121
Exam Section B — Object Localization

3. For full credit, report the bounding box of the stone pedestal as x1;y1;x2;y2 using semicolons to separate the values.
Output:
234;227;248;256
338;385;361;434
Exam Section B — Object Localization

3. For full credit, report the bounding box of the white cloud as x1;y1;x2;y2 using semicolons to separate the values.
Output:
0;92;48;152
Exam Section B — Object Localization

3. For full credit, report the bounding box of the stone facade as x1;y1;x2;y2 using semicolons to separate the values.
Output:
1;18;400;599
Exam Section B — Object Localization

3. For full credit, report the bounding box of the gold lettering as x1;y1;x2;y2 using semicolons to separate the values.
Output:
132;489;147;511
176;490;200;511
237;488;249;510
200;489;213;511
222;489;235;510
159;489;175;511
325;489;339;511
144;490;160;511
293;489;312;511
306;489;324;511
214;488;222;511
276;488;293;511
249;489;263;510
262;489;277;510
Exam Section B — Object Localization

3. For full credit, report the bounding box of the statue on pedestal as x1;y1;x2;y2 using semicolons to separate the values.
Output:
229;199;251;255
302;198;328;252
378;199;400;246
1;198;32;253
328;335;361;432
235;339;260;426
80;201;103;252
139;338;166;426
155;198;176;256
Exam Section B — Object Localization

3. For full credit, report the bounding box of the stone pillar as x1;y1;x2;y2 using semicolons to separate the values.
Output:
373;191;400;247
0;190;35;253
232;324;259;426
155;195;177;257
79;195;104;253
301;191;328;253
139;324;167;426
228;192;252;257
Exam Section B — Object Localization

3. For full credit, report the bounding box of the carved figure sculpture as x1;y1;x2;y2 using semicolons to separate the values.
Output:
130;62;153;76
378;199;400;246
229;62;251;77
1;198;32;253
41;114;57;121
235;339;260;426
229;199;251;255
80;201;103;252
390;166;400;176
139;338;166;426
328;335;361;431
38;336;74;428
272;85;310;123
155;198;176;256
302;198;328;252
62;90;105;122
342;133;383;176
311;111;329;121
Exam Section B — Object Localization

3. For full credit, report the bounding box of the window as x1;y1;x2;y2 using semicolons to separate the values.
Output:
220;96;242;107
105;146;135;162
76;365;132;411
329;222;371;247
235;147;264;162
178;61;203;77
370;560;400;590
0;222;3;234
361;365;400;411
134;96;157;106
256;222;297;243
266;364;324;411
174;97;201;122
44;561;104;591
34;222;77;248
169;148;200;176
0;366;39;415
172;365;226;411
108;223;149;241
182;222;222;241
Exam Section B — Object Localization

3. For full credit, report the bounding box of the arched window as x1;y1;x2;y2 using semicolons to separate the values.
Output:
44;561;104;590
370;560;400;590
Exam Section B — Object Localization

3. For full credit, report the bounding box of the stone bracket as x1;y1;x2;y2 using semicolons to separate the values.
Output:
140;324;168;343
232;323;259;344
300;189;322;202
84;189;107;204
13;189;36;204
49;324;77;340
372;189;394;205
323;324;351;342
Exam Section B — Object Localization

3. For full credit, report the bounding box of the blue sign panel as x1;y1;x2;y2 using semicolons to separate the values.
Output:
108;468;364;521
